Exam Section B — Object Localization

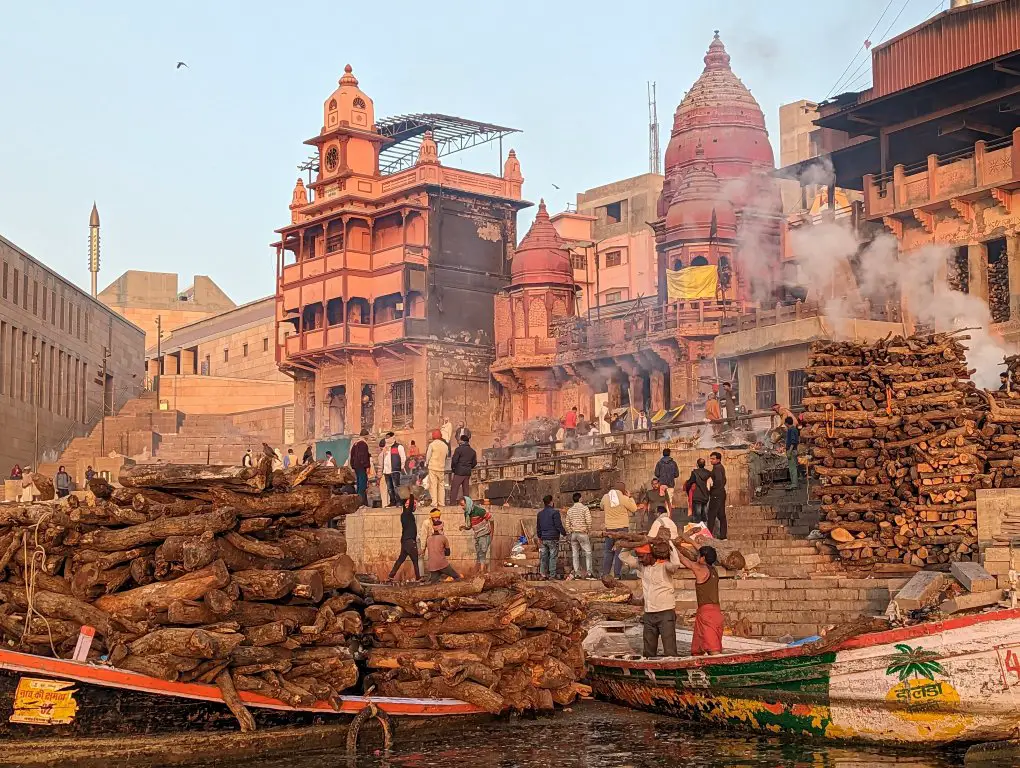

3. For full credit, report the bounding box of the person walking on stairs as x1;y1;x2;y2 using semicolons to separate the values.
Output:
387;496;421;582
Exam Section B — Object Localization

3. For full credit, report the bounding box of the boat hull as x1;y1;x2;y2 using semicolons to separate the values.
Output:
0;647;480;742
588;608;1020;745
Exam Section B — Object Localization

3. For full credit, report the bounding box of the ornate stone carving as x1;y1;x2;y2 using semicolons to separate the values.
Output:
912;209;935;234
882;216;903;239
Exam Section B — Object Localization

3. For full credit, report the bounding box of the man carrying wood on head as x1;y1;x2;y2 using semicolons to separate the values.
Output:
618;541;681;658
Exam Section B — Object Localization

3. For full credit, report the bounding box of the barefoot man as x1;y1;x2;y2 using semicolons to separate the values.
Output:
676;544;724;656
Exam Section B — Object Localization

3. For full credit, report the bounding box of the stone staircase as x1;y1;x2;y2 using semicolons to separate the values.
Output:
152;413;276;465
48;393;283;473
670;501;908;640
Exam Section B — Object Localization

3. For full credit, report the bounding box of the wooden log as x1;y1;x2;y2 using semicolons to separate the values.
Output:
95;560;231;620
231;570;298;602
366;575;485;610
119;464;257;490
79;508;237;552
224;531;286;561
412;598;528;637
217;670;256;732
365;648;484;671
166;599;317;628
207;486;331;518
129;628;243;659
829;527;856;543
118;653;201;681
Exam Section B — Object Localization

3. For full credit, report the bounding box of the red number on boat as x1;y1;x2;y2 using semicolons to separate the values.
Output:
1005;649;1020;683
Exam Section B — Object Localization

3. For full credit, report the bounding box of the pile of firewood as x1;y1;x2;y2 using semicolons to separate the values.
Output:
0;455;589;726
0;458;365;730
802;332;985;570
988;256;1011;324
360;574;588;714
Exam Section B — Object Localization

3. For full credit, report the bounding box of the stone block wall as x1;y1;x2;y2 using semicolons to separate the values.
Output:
157;375;292;414
976;488;1020;590
345;505;535;580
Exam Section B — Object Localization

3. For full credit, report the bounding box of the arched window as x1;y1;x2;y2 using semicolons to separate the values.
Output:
326;297;344;326
328;98;337;110
691;255;709;266
353;97;366;109
672;257;684;271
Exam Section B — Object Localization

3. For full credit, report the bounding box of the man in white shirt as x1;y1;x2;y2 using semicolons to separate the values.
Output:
648;505;678;542
619;541;681;657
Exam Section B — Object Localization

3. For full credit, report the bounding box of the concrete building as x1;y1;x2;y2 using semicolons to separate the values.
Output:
273;66;526;448
552;173;663;311
714;303;905;411
0;234;146;473
98;270;236;352
146;297;292;415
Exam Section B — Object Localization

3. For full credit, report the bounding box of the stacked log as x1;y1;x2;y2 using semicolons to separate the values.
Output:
0;460;368;729
360;573;588;714
802;332;985;570
0;458;587;723
988;255;1010;324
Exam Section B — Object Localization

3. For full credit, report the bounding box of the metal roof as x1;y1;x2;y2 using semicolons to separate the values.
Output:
298;113;519;177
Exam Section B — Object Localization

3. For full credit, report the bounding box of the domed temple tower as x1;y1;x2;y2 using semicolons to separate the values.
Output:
492;201;578;429
273;66;527;448
653;32;782;305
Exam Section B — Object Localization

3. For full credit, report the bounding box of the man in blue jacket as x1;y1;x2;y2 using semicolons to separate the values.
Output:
784;416;801;490
536;494;567;580
654;448;680;508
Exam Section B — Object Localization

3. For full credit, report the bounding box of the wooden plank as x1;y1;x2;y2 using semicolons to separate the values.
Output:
950;561;997;593
939;590;1004;615
892;571;945;611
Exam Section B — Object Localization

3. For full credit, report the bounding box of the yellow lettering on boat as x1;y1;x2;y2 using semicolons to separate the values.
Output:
885;677;970;736
10;678;78;726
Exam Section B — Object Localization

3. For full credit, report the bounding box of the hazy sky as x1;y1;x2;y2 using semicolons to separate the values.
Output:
0;0;948;305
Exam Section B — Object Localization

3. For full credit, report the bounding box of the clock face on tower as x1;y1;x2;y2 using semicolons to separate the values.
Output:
325;146;339;173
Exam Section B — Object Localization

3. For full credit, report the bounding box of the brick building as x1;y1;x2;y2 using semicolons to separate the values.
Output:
146;297;292;415
0;234;145;473
273;66;526;447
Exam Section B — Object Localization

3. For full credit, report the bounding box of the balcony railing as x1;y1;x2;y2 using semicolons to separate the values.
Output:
280;245;428;288
551;299;745;354
863;130;1020;219
718;300;902;334
283;317;429;358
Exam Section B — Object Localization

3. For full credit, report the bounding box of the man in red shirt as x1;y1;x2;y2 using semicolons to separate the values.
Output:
563;406;578;439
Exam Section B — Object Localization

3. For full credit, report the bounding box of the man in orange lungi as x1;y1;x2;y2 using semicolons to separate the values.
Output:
677;545;724;655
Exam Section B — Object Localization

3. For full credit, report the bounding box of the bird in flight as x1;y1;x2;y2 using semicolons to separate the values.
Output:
551;183;560;190
176;61;188;69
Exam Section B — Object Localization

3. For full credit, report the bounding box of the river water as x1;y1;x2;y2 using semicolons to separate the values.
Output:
204;701;1011;768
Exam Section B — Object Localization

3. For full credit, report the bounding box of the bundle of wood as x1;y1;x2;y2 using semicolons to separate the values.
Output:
0;459;364;730
802;331;987;570
360;573;588;714
981;353;1020;491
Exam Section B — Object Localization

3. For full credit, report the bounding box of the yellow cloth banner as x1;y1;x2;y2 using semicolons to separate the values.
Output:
666;265;718;300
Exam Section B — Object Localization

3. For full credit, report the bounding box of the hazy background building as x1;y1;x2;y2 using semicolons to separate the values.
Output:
0;234;145;473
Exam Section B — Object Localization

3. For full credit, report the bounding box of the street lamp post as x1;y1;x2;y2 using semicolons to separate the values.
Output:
30;353;39;469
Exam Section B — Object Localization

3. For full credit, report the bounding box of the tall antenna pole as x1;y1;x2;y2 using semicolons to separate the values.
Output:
648;82;661;175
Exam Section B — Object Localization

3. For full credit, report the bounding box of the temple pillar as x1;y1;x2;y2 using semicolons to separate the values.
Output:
165;353;180;376
1007;233;1020;321
628;374;645;413
650;370;666;413
181;348;196;375
968;242;988;303
607;378;622;410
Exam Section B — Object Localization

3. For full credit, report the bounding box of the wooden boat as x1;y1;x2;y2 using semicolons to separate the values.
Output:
586;607;1020;745
0;646;481;753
